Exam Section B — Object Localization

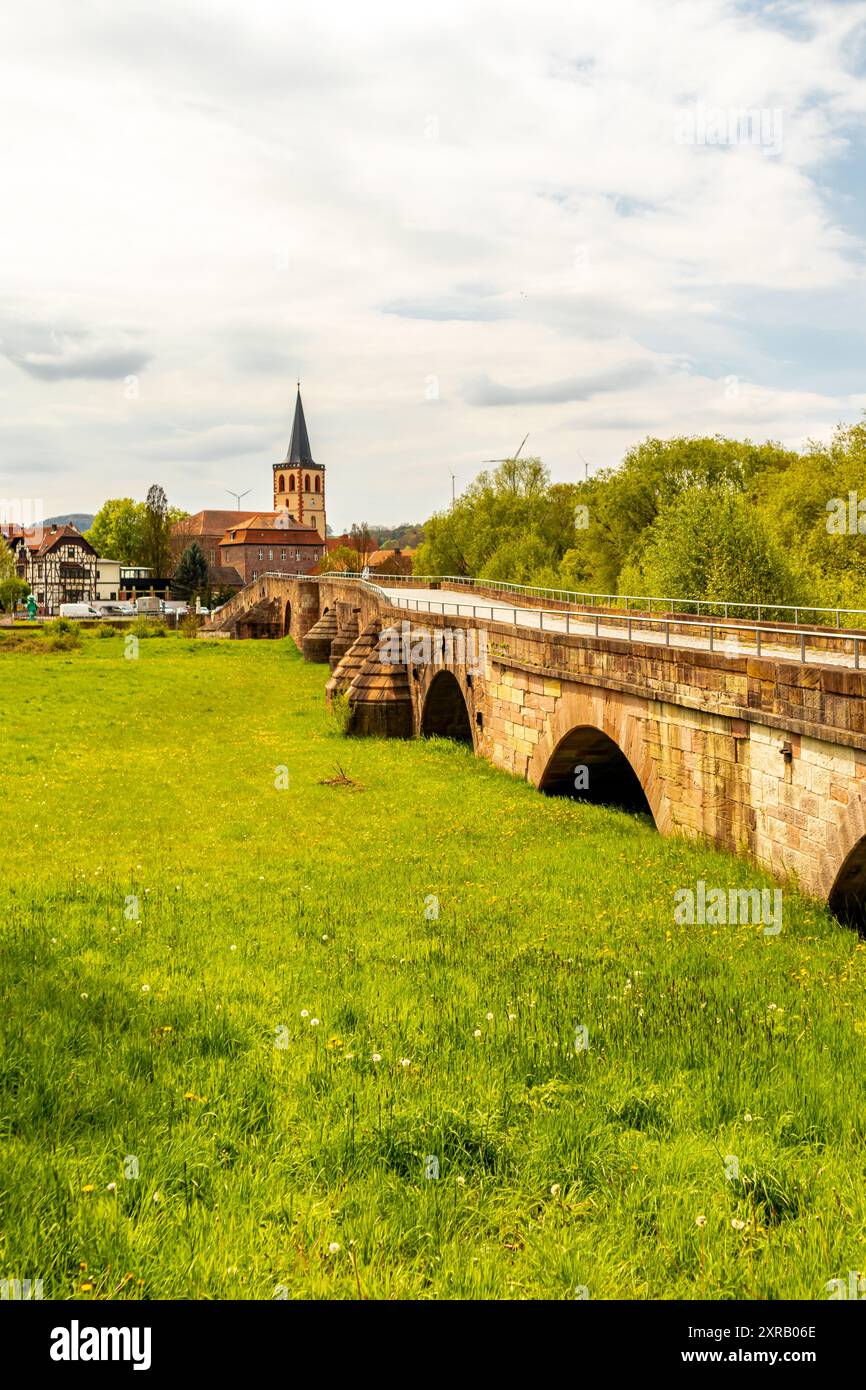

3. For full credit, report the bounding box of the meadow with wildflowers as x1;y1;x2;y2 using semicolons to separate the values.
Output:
1;631;865;1300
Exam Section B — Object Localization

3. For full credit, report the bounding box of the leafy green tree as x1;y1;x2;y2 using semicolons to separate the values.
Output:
0;537;15;580
0;576;30;618
574;435;799;593
317;546;362;573
752;418;866;611
618;486;804;612
173;541;209;599
85;498;146;564
142;485;172;576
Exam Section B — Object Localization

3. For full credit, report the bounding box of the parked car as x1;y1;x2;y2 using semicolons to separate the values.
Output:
59;602;101;619
91;601;129;617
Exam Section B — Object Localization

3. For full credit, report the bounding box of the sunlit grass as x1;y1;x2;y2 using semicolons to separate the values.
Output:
1;631;865;1299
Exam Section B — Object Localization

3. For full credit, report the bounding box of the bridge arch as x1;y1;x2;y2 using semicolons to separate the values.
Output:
529;687;667;829
537;724;653;817
822;793;866;927
420;670;473;744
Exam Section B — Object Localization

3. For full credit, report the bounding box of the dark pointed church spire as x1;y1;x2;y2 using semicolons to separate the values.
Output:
285;382;314;465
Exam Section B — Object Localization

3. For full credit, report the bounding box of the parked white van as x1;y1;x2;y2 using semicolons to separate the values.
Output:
59;603;101;619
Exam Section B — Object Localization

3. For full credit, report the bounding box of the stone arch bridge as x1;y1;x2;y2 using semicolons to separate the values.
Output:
205;572;866;922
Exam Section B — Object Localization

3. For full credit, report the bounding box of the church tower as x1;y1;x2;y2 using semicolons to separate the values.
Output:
273;385;326;540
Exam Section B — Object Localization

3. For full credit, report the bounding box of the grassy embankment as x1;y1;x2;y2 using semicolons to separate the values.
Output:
1;630;864;1299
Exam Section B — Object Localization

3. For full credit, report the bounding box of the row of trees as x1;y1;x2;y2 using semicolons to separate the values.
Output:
85;488;188;574
413;419;866;612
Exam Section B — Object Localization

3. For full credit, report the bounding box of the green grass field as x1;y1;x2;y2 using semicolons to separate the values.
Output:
1;630;865;1300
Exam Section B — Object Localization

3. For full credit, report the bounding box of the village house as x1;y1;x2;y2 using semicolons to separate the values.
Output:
7;523;99;613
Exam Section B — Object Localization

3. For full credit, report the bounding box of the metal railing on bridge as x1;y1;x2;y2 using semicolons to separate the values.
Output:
237;572;866;671
332;571;866;632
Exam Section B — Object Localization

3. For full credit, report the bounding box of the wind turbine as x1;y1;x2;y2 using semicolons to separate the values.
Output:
225;487;252;510
484;433;529;463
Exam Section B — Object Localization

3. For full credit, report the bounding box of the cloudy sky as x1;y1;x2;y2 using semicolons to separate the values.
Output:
2;0;865;531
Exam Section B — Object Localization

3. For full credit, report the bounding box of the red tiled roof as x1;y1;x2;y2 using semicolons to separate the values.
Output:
173;510;259;535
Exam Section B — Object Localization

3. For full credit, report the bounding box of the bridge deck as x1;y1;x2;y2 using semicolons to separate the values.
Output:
379;585;866;671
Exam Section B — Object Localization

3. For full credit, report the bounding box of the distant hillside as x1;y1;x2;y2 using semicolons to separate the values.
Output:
367;523;425;549
43;513;95;531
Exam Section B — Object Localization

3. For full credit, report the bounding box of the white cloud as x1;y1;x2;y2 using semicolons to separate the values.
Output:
1;0;865;528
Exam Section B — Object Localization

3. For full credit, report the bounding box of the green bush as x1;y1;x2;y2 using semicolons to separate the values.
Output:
327;690;353;735
129;616;169;639
44;617;77;636
95;622;116;639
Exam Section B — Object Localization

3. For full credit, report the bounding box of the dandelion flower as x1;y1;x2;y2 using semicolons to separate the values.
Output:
550;1184;561;1198
107;1182;117;1192
731;1218;747;1230
310;1017;320;1027
371;1053;382;1063
400;1058;411;1068
473;1029;482;1039
141;984;150;993
82;1184;95;1193
300;1009;309;1018
486;1012;494;1021
81;992;89;1000
328;1241;340;1254
695;1214;706;1228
